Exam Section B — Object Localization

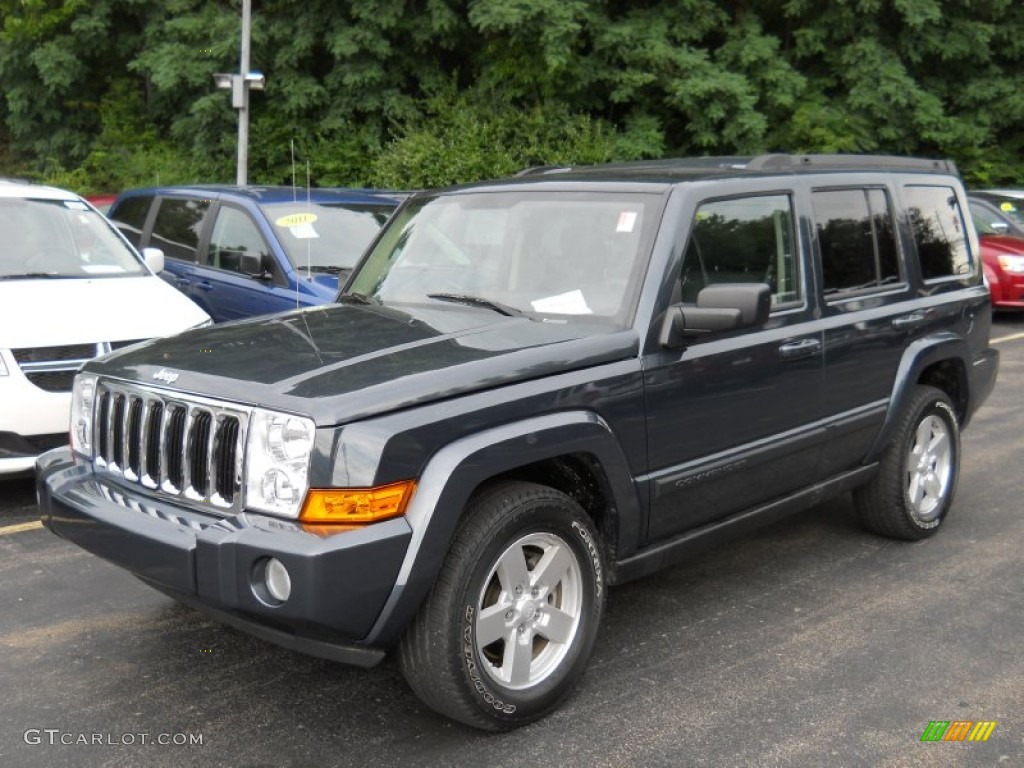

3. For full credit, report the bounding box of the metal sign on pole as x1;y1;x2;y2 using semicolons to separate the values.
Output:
213;0;264;186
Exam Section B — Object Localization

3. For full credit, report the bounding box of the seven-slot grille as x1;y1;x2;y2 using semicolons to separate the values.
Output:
93;380;249;514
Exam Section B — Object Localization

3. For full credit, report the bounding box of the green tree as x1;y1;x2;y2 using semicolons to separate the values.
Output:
764;0;1024;182
0;0;152;180
371;84;617;188
2;0;1024;190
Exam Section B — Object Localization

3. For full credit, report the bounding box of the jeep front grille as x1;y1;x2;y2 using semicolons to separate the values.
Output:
93;380;249;513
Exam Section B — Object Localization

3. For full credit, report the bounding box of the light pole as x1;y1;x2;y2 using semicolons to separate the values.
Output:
213;0;264;186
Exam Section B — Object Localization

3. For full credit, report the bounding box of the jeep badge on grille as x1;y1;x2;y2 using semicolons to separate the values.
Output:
152;368;179;384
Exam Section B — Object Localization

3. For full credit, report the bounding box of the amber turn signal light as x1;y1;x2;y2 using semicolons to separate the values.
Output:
299;481;416;526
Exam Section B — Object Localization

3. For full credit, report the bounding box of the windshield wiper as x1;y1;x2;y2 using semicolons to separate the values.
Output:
299;264;351;276
0;272;70;280
338;291;381;306
426;292;527;318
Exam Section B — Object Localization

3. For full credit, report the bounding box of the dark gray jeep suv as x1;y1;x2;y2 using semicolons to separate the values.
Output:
38;155;998;730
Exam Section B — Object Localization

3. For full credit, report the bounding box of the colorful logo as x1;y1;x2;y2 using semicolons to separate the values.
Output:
920;721;997;742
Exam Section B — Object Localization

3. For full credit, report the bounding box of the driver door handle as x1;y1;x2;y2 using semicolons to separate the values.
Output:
778;338;821;360
892;312;925;330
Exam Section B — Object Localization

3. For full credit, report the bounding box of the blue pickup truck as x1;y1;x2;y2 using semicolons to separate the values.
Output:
108;185;401;322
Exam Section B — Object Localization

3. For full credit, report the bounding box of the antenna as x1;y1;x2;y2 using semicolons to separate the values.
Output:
290;138;297;202
291;139;299;309
306;160;312;302
294;157;314;311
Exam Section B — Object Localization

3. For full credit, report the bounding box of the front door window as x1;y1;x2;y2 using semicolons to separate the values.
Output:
209;207;272;276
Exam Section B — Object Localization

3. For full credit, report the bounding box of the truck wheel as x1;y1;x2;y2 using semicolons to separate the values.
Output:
854;385;960;540
398;480;606;731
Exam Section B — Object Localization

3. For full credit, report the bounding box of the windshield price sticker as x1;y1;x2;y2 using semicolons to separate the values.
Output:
275;212;318;228
616;211;638;233
276;212;320;239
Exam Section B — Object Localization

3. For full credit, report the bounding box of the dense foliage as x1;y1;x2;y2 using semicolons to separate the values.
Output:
1;0;1022;192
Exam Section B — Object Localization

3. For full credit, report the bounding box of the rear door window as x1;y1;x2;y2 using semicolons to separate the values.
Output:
150;198;211;263
812;188;902;297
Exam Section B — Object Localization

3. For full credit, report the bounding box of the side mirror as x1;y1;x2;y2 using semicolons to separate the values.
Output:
660;282;771;348
240;251;273;280
141;247;165;274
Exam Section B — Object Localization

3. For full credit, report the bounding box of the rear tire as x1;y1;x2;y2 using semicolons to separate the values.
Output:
397;480;606;731
854;385;960;540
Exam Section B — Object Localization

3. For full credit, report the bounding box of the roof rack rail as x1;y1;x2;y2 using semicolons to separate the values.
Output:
746;153;958;175
514;165;572;177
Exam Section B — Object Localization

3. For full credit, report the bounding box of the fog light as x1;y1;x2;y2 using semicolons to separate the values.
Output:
264;558;291;603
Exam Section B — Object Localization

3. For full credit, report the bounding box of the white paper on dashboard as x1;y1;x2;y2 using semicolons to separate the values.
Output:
531;289;592;314
289;223;320;239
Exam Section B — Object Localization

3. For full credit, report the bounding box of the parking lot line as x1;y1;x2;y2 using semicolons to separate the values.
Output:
991;331;1024;345
0;520;43;536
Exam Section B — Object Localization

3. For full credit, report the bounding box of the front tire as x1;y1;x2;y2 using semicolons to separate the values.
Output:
854;385;960;540
398;481;606;731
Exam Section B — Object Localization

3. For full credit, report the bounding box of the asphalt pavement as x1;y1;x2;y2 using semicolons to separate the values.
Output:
1;315;1022;768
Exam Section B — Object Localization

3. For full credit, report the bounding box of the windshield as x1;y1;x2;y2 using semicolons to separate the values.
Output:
0;197;147;279
347;190;659;325
267;201;396;272
981;196;1024;229
970;201;1024;237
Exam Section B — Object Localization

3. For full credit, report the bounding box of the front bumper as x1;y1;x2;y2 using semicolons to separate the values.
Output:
0;352;73;475
37;448;412;666
0;432;67;476
991;271;1024;309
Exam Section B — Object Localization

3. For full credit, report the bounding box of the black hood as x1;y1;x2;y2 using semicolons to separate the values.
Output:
88;302;639;425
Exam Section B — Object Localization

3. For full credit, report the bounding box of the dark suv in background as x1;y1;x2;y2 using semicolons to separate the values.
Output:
108;186;401;322
39;155;998;731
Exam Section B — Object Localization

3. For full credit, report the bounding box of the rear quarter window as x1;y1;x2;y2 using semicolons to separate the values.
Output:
903;185;972;280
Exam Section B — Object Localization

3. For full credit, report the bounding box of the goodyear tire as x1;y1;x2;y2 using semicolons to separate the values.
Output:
397;480;606;731
854;385;960;540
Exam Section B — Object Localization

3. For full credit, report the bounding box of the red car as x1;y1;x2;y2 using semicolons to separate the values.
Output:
84;193;117;213
969;196;1024;310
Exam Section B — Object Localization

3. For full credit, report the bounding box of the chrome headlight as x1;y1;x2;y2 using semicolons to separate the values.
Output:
70;374;97;456
245;408;315;518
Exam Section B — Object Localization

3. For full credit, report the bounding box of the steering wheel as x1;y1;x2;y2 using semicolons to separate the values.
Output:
25;247;75;273
427;270;471;294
